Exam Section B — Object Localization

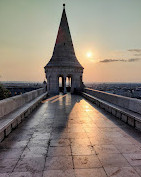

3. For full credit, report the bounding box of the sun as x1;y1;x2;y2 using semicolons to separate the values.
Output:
86;52;92;58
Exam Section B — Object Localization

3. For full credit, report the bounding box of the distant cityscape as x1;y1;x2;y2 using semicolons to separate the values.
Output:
1;82;44;97
85;83;141;99
1;81;141;100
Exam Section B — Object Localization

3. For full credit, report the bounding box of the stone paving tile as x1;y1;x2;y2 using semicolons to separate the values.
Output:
36;124;53;130
85;128;101;136
0;149;23;159
55;118;68;122
104;167;140;177
98;127;122;132
8;129;34;136
67;123;83;128
68;127;85;133
90;137;113;145
27;139;49;148
5;135;31;142
83;126;99;133
14;157;45;172
48;146;71;156
43;114;55;119
11;172;42;177
71;144;95;155
96;122;118;128
54;120;67;126
103;131;124;138
67;132;88;139
35;127;53;133
70;138;91;146
75;168;107;177
32;133;51;140
129;137;141;146
21;147;47;158
73;155;102;168
52;125;68;131
123;154;141;166
0;174;10;177
0;172;42;177
43;170;75;177
44;156;73;170
0;140;28;149
134;166;141;176
130;140;141;147
50;139;70;147
50;132;69;139
68;119;91;125
0;159;18;173
115;144;141;154
110;137;133;145
94;145;120;154
98;153;130;167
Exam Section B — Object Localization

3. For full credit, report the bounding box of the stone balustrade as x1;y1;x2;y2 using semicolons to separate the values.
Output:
0;88;47;142
0;88;45;118
83;88;141;131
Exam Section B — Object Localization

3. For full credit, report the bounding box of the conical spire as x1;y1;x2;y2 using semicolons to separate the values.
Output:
46;4;83;69
54;4;73;51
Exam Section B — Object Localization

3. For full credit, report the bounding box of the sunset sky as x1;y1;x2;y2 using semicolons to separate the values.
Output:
0;0;141;83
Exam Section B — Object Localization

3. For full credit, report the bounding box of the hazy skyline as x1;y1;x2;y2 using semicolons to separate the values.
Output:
0;0;141;83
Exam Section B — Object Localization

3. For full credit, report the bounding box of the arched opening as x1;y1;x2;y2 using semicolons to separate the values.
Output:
59;76;64;93
66;76;72;92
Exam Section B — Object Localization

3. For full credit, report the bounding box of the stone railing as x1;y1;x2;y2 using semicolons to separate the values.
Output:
0;88;47;142
0;88;45;118
82;88;141;131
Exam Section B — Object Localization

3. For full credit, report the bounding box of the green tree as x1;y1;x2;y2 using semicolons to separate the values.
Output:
0;84;11;100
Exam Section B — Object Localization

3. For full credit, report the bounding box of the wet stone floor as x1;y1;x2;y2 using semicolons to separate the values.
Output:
0;94;141;177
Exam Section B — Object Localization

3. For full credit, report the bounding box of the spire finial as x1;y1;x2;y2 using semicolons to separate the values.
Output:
63;4;65;9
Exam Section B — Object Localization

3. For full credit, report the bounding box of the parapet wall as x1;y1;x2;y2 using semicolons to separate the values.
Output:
84;88;141;115
0;88;45;118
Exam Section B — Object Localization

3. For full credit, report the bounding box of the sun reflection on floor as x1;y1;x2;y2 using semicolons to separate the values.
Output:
1;94;140;176
51;94;67;103
41;95;59;103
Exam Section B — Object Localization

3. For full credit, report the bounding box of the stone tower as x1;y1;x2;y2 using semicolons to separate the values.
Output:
44;4;84;94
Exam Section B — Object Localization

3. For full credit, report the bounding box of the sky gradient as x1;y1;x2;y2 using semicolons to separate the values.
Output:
0;0;141;83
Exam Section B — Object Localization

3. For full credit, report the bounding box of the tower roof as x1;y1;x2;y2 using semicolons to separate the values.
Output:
45;4;83;69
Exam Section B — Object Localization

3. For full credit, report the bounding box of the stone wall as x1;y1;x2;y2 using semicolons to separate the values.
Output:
46;67;83;94
84;88;141;115
0;88;45;118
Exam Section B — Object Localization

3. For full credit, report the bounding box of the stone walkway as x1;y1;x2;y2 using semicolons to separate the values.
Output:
0;94;141;177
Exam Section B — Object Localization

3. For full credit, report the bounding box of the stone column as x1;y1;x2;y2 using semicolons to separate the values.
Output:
71;75;74;93
57;76;60;93
68;77;70;87
63;77;67;93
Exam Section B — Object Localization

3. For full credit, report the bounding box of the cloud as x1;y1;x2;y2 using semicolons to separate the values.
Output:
100;58;141;63
100;59;121;63
128;49;141;53
128;58;141;62
128;49;141;57
99;49;141;63
134;54;141;56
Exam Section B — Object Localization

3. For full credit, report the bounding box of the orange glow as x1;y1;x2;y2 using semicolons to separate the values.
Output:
41;95;59;103
51;94;67;103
